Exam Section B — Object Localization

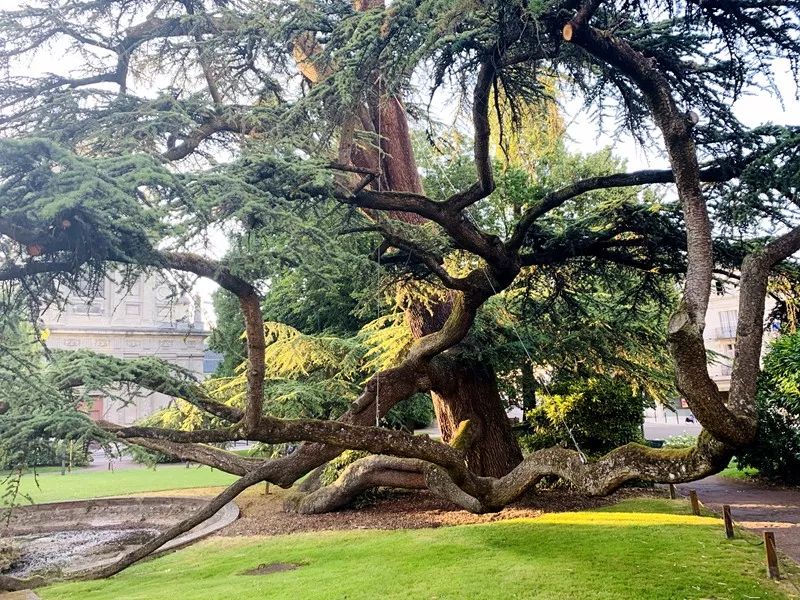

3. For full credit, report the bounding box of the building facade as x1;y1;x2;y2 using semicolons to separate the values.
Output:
42;274;209;425
704;280;778;399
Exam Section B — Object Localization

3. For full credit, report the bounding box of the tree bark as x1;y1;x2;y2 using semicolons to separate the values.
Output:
428;353;523;477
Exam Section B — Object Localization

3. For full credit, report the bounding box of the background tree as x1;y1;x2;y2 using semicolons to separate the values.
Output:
736;332;800;483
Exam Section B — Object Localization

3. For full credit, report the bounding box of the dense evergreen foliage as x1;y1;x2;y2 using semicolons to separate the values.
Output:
737;332;800;483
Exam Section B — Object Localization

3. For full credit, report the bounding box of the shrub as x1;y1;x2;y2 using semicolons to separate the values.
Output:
519;377;646;457
663;434;698;449
736;397;800;482
383;393;435;431
0;439;89;471
736;333;800;483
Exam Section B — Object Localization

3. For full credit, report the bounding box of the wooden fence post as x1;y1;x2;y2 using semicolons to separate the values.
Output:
669;484;677;500
689;490;700;516
764;531;780;579
722;505;734;539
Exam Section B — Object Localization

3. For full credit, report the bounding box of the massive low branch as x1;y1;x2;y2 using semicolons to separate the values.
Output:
122;437;260;476
284;430;733;515
107;414;474;487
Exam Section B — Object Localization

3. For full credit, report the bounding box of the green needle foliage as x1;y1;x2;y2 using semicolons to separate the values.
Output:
736;332;800;483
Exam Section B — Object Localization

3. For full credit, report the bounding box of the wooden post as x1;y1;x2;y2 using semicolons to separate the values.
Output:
669;484;677;500
722;505;734;539
689;490;700;516
764;531;780;579
264;482;271;495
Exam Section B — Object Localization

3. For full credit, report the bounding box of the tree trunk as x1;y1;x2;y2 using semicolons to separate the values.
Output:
428;353;523;477
406;299;522;477
335;9;523;478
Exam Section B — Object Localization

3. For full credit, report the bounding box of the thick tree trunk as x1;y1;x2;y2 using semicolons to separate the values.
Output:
403;297;522;476
343;48;523;477
428;354;523;477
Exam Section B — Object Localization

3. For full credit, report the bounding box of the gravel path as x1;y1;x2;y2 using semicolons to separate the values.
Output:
678;476;800;563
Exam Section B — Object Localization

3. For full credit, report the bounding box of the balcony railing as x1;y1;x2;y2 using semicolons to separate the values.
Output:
712;324;737;339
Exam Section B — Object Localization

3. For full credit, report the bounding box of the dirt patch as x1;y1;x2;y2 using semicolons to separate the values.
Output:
241;562;303;576
220;486;665;537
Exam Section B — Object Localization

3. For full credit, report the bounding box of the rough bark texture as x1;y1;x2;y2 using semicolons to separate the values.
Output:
428;353;523;477
403;295;522;476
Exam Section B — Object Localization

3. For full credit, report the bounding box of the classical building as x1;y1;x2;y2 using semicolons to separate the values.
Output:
41;274;209;425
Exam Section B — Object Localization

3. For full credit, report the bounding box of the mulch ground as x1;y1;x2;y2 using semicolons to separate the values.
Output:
219;486;667;537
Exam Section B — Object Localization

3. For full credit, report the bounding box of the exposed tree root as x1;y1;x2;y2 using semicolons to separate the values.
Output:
283;432;732;515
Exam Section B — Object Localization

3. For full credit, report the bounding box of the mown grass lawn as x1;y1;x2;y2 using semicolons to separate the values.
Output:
2;464;238;505
719;461;760;480
40;499;797;600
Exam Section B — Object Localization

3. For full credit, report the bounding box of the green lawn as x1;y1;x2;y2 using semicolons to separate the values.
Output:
3;465;237;505
719;461;760;480
40;499;796;600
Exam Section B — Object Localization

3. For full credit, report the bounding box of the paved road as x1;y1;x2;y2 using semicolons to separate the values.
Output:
677;476;800;563
643;421;702;440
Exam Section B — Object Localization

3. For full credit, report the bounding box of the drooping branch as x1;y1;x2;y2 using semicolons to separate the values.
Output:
106;413;475;488
122;437;261;476
80;458;272;580
55;351;244;423
487;431;730;506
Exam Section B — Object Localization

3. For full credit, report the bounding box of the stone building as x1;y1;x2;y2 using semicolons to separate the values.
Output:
41;274;209;425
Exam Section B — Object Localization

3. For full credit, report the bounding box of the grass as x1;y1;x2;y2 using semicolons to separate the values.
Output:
3;464;238;505
40;498;797;600
719;459;760;481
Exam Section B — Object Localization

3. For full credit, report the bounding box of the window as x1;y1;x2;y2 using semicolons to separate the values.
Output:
157;305;173;323
69;274;106;315
718;310;738;338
